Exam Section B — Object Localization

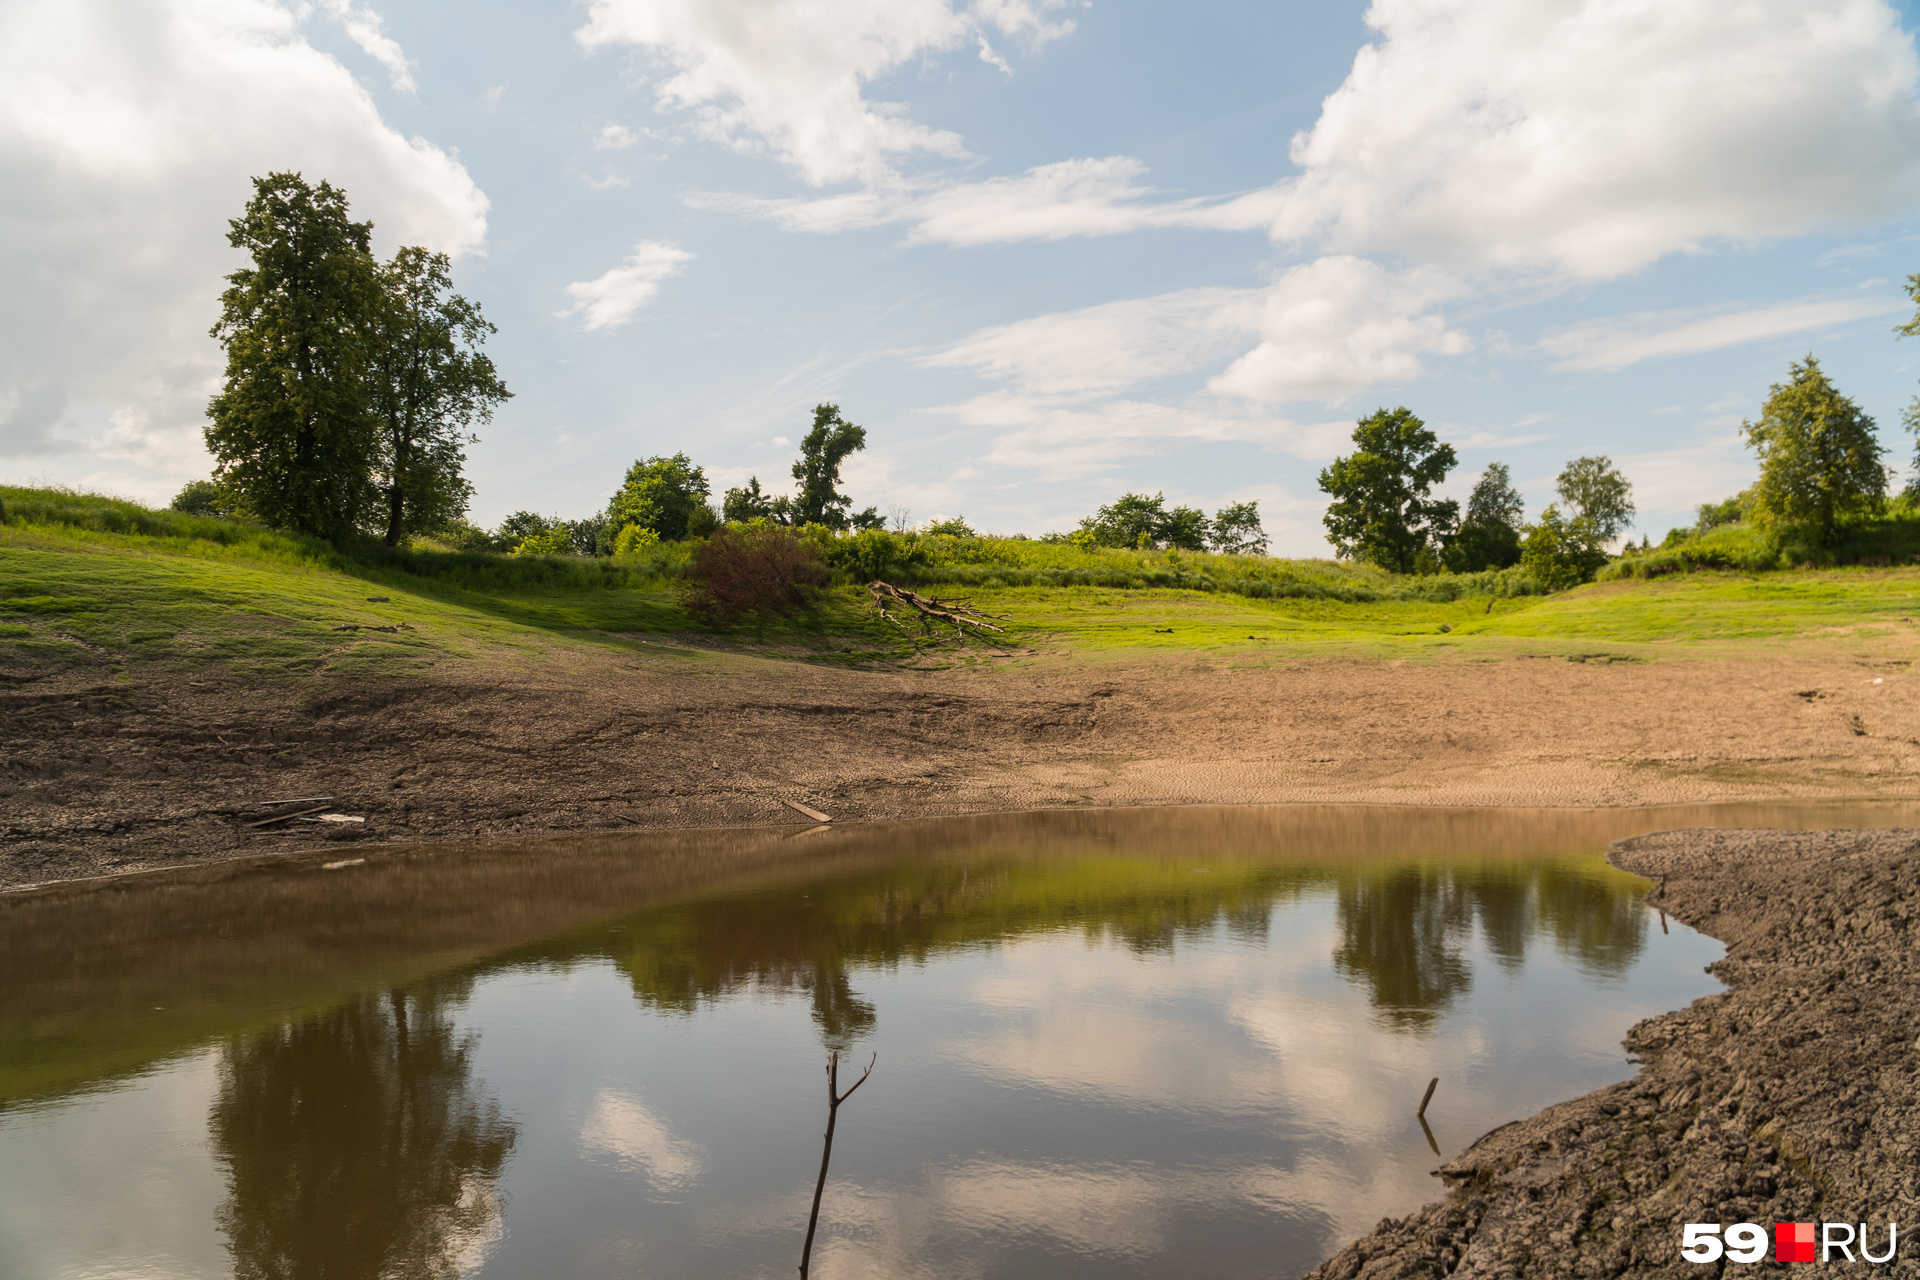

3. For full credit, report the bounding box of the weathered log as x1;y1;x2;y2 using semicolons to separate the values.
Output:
865;580;1007;634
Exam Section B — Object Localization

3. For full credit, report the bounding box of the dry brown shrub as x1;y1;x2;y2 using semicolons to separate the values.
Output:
678;523;827;626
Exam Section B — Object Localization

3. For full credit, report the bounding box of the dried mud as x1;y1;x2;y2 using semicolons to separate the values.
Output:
3;644;1917;889
1303;826;1920;1279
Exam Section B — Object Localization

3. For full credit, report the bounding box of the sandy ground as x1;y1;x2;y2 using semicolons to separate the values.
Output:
3;641;1917;889
1302;825;1920;1279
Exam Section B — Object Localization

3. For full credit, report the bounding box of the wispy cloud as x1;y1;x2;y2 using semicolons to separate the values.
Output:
560;241;694;330
1538;295;1910;371
320;0;416;93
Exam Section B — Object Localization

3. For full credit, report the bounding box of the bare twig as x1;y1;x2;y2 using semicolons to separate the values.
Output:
1418;1076;1439;1118
865;580;1007;635
244;803;330;828
799;1050;877;1279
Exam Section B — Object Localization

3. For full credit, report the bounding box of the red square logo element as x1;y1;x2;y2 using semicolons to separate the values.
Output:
1776;1222;1816;1262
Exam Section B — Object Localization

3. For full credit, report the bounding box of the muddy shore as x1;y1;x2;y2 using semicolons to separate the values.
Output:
4;644;1916;889
1303;826;1920;1279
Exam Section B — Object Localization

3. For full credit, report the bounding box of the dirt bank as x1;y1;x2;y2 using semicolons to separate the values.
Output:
1303;826;1920;1279
3;644;1916;889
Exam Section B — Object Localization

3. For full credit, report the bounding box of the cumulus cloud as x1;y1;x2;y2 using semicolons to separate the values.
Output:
0;0;489;497
320;0;416;93
560;241;695;330
574;0;1075;186
1271;0;1920;277
1538;294;1912;372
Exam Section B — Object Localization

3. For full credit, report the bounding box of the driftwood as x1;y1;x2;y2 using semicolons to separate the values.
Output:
780;798;832;823
865;581;1006;634
798;1051;876;1280
244;803;331;828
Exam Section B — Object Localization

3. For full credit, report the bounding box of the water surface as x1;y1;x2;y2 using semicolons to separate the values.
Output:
2;803;1910;1279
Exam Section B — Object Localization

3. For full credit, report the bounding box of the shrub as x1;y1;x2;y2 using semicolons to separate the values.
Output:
513;527;573;557
614;523;661;557
679;523;827;626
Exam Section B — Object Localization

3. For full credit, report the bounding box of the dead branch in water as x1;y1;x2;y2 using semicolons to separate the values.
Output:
865;580;1007;635
798;1050;876;1279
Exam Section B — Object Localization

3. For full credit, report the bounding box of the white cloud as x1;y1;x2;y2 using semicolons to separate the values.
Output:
560;241;694;330
1538;294;1912;372
320;0;416;93
595;122;641;151
1270;0;1920;277
0;0;489;496
574;0;1075;186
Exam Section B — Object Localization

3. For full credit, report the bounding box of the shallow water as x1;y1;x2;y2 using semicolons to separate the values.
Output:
1;802;1912;1279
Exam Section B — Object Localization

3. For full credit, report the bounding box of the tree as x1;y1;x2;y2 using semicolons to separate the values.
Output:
366;247;509;546
170;479;236;519
1894;272;1920;492
925;516;975;537
723;477;779;524
205;172;381;541
1075;492;1210;550
1555;456;1635;544
608;453;710;541
1444;462;1524;572
1208;501;1269;556
791;404;873;530
1317;407;1459;573
1520;503;1608;590
1742;357;1886;544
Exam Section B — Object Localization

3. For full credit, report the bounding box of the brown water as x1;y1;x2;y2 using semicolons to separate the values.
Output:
1;802;1912;1279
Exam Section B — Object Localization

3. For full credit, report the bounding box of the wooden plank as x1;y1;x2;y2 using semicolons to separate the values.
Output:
779;798;832;823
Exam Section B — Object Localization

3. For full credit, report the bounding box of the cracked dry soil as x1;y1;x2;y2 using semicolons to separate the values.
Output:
1303;826;1920;1279
2;645;1917;889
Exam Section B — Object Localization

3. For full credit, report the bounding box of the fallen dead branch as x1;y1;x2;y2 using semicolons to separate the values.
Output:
244;803;330;828
865;580;1007;634
780;798;832;823
333;623;411;633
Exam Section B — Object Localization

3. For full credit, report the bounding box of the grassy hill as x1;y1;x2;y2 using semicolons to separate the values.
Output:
3;484;1918;687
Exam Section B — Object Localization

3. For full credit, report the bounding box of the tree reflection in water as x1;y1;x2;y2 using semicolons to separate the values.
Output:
209;983;516;1280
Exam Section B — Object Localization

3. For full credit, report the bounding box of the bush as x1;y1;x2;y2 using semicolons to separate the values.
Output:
679;524;827;626
614;523;661;557
513;527;573;557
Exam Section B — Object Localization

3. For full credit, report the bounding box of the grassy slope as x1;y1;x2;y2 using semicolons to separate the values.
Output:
4;485;1919;686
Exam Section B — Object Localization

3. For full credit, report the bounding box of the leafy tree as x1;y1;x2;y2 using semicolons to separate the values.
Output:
608;452;710;542
513;526;572;557
1555;456;1635;544
1158;504;1210;552
1519;503;1608;590
170;479;235;518
1894;271;1920;492
791;403;872;529
565;513;610;556
1317;407;1459;573
924;515;975;537
495;510;555;547
722;477;779;524
1742;357;1886;544
687;502;720;538
1208;501;1268;556
1444;462;1524;572
366;247;509;546
1076;492;1210;550
205;172;381;541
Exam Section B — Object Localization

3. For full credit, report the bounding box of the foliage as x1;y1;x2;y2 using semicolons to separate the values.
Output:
608;452;711;542
1520;504;1610;590
614;523;661;557
679;523;829;626
687;502;720;539
436;519;500;553
722;477;779;524
1693;490;1751;535
924;516;975;538
170;479;238;519
790;403;878;530
1743;357;1886;545
365;247;508;546
1445;463;1524;573
205;172;381;541
565;513;609;557
823;527;929;582
1318;407;1459;573
1077;492;1212;551
513;527;573;557
1899;271;1920;491
1554;456;1635;544
1209;501;1268;556
1604;494;1920;579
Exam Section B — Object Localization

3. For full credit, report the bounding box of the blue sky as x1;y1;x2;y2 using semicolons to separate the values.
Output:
4;0;1920;552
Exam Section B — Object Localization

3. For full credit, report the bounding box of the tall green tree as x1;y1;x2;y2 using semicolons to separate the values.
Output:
1555;456;1635;544
1444;462;1524;572
608;453;711;541
1075;492;1211;550
1208;501;1268;556
1742;357;1886;544
791;404;879;529
1318;407;1458;573
366;248;509;546
1896;271;1920;491
205;173;380;541
722;477;778;524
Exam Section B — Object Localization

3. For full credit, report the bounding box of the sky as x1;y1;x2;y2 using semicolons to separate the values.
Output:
4;0;1920;554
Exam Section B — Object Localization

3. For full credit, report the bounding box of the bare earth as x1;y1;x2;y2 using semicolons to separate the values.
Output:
1303;825;1920;1280
2;640;1915;889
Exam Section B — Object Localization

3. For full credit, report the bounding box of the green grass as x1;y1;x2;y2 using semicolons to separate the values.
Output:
4;484;1917;684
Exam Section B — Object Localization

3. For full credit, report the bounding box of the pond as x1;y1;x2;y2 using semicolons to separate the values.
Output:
1;802;1910;1280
